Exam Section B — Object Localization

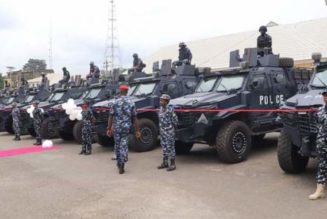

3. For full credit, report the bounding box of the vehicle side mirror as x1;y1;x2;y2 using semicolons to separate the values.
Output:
185;81;196;89
167;84;176;92
250;79;261;89
273;74;284;83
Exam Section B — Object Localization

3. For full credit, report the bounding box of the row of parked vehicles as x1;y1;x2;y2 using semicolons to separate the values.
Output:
0;48;326;176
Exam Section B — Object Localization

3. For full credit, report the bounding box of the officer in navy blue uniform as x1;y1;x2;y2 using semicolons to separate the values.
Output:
32;100;44;146
309;90;327;200
157;94;178;171
80;100;95;155
107;85;141;174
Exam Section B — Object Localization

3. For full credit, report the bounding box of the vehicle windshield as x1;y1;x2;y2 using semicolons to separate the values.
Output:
216;75;245;92
311;68;327;87
128;85;136;96
132;82;156;96
49;92;65;102
25;95;35;103
195;78;218;93
6;97;15;104
85;88;102;99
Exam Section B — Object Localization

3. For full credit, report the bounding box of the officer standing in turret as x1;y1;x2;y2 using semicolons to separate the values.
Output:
11;102;21;141
32;100;44;146
157;94;178;171
257;25;272;57
174;42;193;66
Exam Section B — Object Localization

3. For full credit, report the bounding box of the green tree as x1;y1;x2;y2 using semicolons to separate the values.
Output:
23;59;47;72
0;73;4;89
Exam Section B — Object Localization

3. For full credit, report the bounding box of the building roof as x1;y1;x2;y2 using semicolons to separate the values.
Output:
28;73;62;86
145;17;327;70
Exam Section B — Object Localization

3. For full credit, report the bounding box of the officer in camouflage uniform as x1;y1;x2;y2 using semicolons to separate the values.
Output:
157;94;178;171
32;100;44;145
80;100;95;155
257;26;272;57
309;90;327;200
107;85;140;174
11;102;21;141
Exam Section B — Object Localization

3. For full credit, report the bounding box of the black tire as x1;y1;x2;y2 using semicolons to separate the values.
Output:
130;118;158;152
96;134;114;147
73;121;83;144
175;141;194;155
40;118;57;139
5;115;14;134
279;58;294;68
216;121;252;163
58;130;74;141
277;129;309;174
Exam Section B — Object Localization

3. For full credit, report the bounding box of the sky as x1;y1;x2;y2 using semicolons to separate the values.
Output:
0;0;326;75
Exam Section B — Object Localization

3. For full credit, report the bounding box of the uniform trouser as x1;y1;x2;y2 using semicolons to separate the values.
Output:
160;129;176;161
82;124;92;153
33;122;42;142
114;132;129;168
13;120;20;136
316;140;327;184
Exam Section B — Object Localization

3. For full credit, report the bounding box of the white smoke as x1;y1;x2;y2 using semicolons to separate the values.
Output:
42;140;54;148
62;99;82;121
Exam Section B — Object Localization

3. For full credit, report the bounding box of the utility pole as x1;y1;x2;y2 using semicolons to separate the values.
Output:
103;0;121;78
49;18;53;70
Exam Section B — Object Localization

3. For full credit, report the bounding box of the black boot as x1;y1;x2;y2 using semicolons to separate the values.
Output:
34;139;42;146
13;135;18;141
118;164;125;174
16;136;21;141
79;150;85;155
157;158;168;169
167;158;176;172
85;151;92;155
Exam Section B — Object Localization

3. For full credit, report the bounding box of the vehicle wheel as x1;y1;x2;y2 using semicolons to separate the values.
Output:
279;58;294;68
175;141;194;155
130;118;158;152
277;129;309;174
40;118;57;139
73;121;83;144
96;134;114;147
58;131;74;141
5;115;14;134
216;121;252;163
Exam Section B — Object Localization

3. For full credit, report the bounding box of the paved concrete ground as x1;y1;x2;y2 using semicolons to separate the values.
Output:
0;132;326;219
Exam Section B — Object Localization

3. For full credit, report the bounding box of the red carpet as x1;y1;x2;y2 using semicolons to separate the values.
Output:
0;146;59;157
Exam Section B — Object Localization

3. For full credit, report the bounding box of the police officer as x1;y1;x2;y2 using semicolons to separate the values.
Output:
87;62;100;79
40;73;49;89
174;42;192;66
80;100;95;155
157;94;178;171
107;85;141;174
59;67;71;85
132;53;145;73
257;25;272;57
32;100;44;146
11;102;21;141
309;90;327;200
